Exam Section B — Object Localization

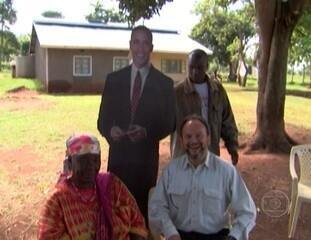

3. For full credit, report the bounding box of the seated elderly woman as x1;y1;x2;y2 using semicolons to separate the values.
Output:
38;133;148;240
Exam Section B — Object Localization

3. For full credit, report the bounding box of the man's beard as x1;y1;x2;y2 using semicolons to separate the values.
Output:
187;148;207;165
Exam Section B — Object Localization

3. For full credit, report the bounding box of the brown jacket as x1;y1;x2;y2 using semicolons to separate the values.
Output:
171;75;238;157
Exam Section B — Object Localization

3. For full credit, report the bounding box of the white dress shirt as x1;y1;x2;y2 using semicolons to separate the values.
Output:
149;152;256;240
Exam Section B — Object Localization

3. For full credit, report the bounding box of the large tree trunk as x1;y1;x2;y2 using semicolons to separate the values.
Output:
291;66;294;84
0;23;4;72
227;60;238;82
302;65;305;84
237;59;248;87
248;0;305;153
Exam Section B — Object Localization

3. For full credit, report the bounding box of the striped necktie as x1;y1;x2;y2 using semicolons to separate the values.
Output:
131;70;142;121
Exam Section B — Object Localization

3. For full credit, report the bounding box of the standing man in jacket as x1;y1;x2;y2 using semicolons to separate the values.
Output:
97;25;175;222
171;49;239;165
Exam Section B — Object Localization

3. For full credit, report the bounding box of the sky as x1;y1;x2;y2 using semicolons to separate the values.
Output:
10;0;200;36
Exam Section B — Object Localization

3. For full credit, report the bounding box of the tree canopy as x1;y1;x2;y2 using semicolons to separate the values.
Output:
18;34;30;56
86;1;126;23
41;10;64;19
116;0;173;26
0;0;16;70
0;30;19;60
191;0;255;83
289;9;311;78
88;0;173;26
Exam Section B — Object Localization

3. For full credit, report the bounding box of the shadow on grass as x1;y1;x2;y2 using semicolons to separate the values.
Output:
240;88;311;99
48;92;101;97
225;83;311;99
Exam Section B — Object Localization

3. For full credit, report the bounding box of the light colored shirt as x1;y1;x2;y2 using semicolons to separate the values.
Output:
149;152;256;240
130;63;150;100
194;82;209;122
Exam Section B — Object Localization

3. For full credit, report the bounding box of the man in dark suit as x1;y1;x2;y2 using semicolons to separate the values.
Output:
97;25;175;222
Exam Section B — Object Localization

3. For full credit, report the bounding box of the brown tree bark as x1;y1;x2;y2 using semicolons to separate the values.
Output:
227;60;238;82
0;23;4;72
247;0;306;153
237;60;248;87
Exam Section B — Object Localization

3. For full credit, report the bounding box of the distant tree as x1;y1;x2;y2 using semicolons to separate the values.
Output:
289;10;311;85
41;10;64;18
86;1;126;23
230;3;255;86
191;4;234;70
0;0;16;71
18;34;30;56
0;30;19;62
191;0;255;84
288;48;297;84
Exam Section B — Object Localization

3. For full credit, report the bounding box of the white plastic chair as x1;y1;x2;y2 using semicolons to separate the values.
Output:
288;144;311;238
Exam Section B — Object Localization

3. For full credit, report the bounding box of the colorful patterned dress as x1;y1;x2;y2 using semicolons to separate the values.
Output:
38;173;148;239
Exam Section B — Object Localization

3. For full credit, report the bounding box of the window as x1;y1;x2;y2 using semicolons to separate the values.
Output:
161;59;186;74
73;55;92;76
113;57;129;71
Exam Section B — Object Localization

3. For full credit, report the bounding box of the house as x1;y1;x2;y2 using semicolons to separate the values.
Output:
29;19;212;93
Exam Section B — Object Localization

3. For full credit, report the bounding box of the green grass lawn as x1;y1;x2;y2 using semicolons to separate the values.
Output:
1;71;311;158
227;73;311;92
220;73;311;134
0;71;107;162
0;71;43;95
0;94;104;158
224;81;311;134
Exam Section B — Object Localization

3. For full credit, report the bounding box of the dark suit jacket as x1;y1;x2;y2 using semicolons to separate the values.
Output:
97;64;175;218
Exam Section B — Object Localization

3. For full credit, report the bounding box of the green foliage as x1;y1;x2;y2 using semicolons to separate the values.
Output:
191;0;255;67
0;0;16;71
41;10;64;18
289;8;311;71
116;0;173;26
86;1;126;23
0;30;19;61
18;34;30;56
0;0;16;26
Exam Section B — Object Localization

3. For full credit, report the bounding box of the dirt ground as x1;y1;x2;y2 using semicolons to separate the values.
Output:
0;89;311;239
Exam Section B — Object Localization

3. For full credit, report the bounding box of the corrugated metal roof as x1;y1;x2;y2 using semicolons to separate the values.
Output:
32;19;212;54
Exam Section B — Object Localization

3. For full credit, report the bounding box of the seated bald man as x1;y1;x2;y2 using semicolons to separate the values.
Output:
149;115;256;240
38;133;148;240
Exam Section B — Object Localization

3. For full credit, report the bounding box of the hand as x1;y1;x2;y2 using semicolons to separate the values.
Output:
127;125;146;142
231;150;239;165
110;126;125;142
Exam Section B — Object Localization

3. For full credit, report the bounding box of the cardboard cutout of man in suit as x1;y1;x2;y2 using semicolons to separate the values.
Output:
97;25;175;222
